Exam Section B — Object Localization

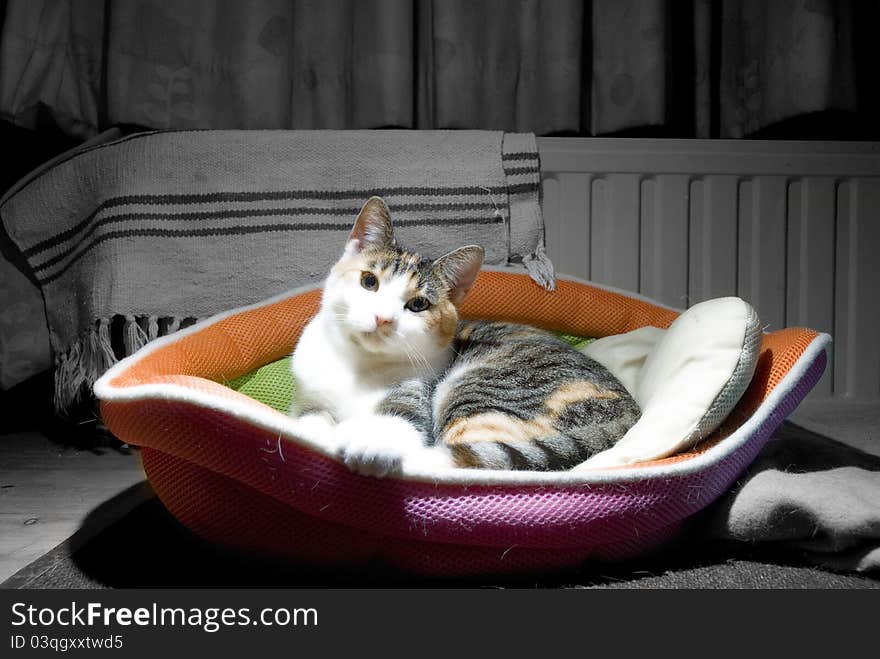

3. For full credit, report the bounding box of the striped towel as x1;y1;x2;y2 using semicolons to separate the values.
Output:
0;129;551;412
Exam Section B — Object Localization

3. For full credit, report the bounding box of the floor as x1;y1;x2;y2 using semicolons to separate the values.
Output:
789;399;880;458
0;397;877;584
0;431;145;583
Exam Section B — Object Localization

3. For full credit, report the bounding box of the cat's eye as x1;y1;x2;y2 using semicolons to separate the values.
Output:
405;296;431;312
360;271;379;291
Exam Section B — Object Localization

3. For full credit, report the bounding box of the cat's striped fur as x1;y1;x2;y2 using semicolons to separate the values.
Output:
379;321;639;470
291;196;640;473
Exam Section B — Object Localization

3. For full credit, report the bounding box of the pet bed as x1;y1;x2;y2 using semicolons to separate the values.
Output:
94;270;829;577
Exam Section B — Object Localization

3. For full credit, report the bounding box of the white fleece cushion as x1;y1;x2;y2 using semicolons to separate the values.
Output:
576;297;762;469
577;326;665;399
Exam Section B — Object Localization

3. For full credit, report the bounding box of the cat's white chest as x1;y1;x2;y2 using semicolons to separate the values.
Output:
290;317;390;420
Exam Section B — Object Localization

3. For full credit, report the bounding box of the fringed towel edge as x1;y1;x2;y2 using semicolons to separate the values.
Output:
53;314;192;413
523;244;556;292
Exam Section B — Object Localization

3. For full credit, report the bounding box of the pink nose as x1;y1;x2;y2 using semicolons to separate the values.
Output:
375;315;393;328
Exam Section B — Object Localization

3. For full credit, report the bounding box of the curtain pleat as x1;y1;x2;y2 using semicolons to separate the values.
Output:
0;0;865;139
418;0;584;134
719;0;857;138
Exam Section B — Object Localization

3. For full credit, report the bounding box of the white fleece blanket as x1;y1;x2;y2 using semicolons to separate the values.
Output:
703;422;880;573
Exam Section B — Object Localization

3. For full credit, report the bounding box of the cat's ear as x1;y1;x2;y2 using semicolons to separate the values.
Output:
345;196;394;255
433;245;484;306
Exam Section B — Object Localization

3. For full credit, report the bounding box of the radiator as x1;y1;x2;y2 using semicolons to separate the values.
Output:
537;138;880;402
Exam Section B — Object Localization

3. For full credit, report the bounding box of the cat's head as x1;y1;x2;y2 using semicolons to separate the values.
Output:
322;196;484;358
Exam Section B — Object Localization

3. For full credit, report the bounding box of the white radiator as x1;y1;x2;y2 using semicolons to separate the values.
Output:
537;138;880;402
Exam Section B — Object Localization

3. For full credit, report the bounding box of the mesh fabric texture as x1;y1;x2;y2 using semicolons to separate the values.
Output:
97;272;827;576
226;356;295;414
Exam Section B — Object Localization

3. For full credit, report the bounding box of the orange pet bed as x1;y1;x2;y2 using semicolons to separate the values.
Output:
95;271;828;576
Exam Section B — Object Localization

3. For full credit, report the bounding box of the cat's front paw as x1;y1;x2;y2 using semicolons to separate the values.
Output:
336;415;425;478
292;412;338;450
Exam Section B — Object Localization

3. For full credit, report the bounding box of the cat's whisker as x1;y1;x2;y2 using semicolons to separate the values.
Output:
392;332;418;369
397;333;436;377
394;333;422;372
400;343;419;373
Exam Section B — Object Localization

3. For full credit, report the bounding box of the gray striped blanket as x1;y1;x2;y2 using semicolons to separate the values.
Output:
0;129;551;412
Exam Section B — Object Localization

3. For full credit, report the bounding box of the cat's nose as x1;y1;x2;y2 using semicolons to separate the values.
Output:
374;315;393;328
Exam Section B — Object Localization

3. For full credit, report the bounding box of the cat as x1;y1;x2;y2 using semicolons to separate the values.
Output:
290;197;640;476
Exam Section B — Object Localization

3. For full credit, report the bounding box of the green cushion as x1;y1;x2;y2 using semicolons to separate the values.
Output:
226;356;296;413
225;333;595;413
557;333;595;351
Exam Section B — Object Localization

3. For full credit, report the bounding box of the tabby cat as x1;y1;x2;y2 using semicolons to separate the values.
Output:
290;197;640;476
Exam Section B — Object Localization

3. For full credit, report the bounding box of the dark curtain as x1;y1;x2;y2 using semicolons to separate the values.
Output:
0;0;875;140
